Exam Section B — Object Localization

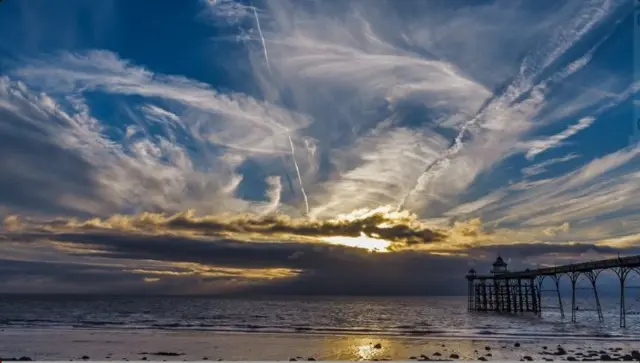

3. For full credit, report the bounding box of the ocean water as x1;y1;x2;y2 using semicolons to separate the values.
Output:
1;295;640;341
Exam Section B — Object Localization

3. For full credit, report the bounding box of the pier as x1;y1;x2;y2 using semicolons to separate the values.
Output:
465;255;640;327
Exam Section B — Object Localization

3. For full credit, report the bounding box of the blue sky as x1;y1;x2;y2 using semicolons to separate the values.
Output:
0;0;638;294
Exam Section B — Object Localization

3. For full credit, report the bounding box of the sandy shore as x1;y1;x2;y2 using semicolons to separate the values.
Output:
1;328;639;361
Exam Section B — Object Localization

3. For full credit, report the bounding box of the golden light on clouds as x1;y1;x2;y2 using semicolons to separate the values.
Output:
128;262;301;280
4;205;447;251
5;204;630;258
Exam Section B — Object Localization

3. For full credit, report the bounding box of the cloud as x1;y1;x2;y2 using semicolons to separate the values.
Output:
542;222;571;237
3;222;637;295
444;192;507;217
200;0;254;25
5;0;625;221
525;117;595;160
1;50;321;218
0;0;637;294
254;0;621;217
309;127;449;217
0;77;113;217
479;147;640;233
521;153;580;177
5;205;446;250
14;50;310;137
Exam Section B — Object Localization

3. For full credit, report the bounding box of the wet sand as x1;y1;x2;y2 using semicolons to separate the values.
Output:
1;328;640;361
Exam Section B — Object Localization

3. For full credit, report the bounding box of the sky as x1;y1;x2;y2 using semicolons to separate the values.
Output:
0;0;638;295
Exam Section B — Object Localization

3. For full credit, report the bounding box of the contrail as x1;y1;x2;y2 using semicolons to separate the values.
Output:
289;134;310;216
251;1;310;216
251;4;270;72
395;114;475;211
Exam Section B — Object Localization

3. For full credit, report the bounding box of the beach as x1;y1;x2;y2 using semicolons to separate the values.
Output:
1;328;640;361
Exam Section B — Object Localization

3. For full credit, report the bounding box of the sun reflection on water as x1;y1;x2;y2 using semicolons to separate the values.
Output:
335;337;391;361
357;342;381;360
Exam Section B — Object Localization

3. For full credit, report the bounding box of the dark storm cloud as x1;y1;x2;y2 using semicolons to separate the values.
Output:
5;229;639;295
467;243;640;272
251;243;640;296
0;258;124;281
466;242;637;260
16;231;405;274
4;231;472;295
0;256;271;295
0;259;146;293
245;251;474;296
9;208;447;249
164;212;445;246
46;232;331;270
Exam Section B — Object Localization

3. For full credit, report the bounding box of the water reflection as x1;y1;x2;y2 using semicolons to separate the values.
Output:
326;336;393;360
357;340;384;360
323;335;493;360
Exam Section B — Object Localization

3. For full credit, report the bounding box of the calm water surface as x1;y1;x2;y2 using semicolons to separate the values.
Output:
1;295;640;340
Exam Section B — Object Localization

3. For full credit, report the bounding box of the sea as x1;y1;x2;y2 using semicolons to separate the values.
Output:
1;294;640;341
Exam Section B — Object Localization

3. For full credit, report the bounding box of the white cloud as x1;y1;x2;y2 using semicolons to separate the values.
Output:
444;192;507;217
0;75;252;216
525;117;595;160
309;127;448;218
1;49;323;216
522;153;580;177
199;0;254;24
480;148;640;236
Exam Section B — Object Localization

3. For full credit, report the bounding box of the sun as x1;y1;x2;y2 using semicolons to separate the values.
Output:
322;232;391;252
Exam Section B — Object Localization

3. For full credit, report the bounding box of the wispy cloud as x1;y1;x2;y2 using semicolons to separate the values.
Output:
0;0;637;294
480;147;640;233
522;153;580;177
4;51;322;218
200;0;254;24
525;117;596;160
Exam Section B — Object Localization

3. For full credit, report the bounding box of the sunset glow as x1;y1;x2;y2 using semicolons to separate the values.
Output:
323;232;392;252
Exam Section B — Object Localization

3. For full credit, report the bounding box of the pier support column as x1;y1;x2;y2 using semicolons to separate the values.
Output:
569;272;580;323
529;279;542;315
467;278;474;312
493;279;500;312
518;279;524;313
531;276;546;316
524;281;530;312
504;279;512;312
584;270;604;323
515;281;519;312
613;266;630;328
552;274;565;319
482;279;488;311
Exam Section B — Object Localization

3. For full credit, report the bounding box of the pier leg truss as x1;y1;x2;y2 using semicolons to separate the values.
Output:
466;255;640;327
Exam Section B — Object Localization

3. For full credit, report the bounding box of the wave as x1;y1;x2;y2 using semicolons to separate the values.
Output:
2;319;640;341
